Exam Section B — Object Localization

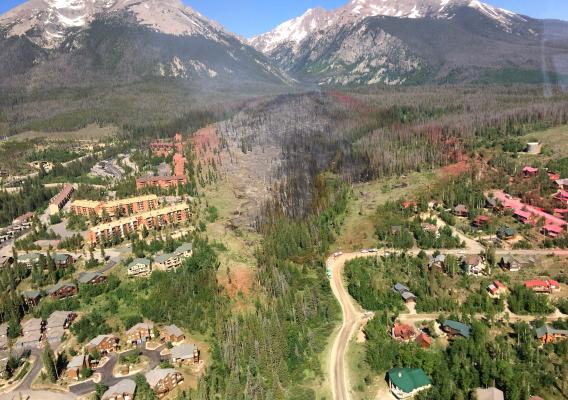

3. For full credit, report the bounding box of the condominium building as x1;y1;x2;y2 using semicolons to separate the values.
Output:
135;175;188;190
70;195;159;217
86;203;191;245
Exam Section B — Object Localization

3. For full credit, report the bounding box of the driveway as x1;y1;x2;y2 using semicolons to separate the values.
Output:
69;344;165;396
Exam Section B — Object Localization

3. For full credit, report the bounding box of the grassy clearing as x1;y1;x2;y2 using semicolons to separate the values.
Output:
336;171;436;252
519;124;568;161
6;124;118;141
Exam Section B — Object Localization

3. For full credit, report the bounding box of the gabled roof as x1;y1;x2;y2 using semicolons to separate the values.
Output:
154;253;177;263
22;290;41;299
67;354;87;369
401;291;417;301
46;282;76;294
145;368;178;387
53;253;72;263
462;255;483;266
78;271;104;284
102;379;136;399
174;243;193;254
18;253;41;262
535;325;568;339
22;318;42;332
47;311;72;327
161;324;184;338
388;368;431;394
392;283;410;294
87;334;117;347
128;258;151;268
171;343;197;360
126;322;154;334
442;320;472;338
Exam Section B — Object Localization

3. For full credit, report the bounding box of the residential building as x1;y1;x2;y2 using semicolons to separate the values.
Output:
154;253;181;271
535;325;568;345
174;242;193;259
150;141;174;157
22;318;43;336
392;283;417;304
22;290;41;307
441;320;471;339
173;153;185;176
497;226;516;240
67;354;89;380
15;331;42;350
135;175;188;190
522;166;539;178
46;282;77;300
392;324;416;342
453;204;469;217
78;271;108;285
126;322;154;345
17;252;41;267
475;387;505;400
12;212;34;226
387;368;432;399
170;343;199;365
71;195;159;217
554;208;568;221
415;333;432;349
160;325;185;343
86;334;120;355
47;311;76;328
514;209;534;225
102;379;136;400
553;190;568;206
556;178;568;190
428;254;446;272
48;184;74;215
87;203;191;245
542;224;564;238
53;253;74;268
499;255;523;272
525;279;560;294
145;368;184;396
487;281;507;298
128;258;152;277
472;215;491;228
462;255;486;276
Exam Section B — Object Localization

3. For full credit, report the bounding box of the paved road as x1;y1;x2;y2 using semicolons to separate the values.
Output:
69;344;165;396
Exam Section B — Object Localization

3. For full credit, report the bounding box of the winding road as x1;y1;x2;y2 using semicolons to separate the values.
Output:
328;252;375;400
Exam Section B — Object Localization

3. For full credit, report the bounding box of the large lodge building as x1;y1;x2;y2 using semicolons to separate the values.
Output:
86;203;190;245
71;195;159;217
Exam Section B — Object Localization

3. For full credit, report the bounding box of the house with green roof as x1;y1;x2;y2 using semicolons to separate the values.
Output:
174;243;193;259
388;368;432;399
442;320;472;339
22;290;42;307
17;253;41;267
53;253;74;268
127;258;152;277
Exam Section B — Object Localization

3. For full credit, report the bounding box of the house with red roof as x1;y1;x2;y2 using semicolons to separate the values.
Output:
522;166;539;178
487;281;507;298
554;190;568;206
556;178;568;190
415;333;432;349
514;209;535;225
554;209;568;221
542;224;564;238
392;323;417;342
525;279;560;294
548;172;561;181
472;215;491;228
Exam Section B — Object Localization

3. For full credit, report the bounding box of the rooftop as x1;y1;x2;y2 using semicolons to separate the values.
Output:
145;368;178;387
78;271;104;284
171;343;197;359
46;282;76;294
128;258;151;268
388;368;431;394
442;320;472;338
535;325;568;338
67;354;87;369
126;322;154;334
154;253;177;263
102;379;136;399
476;387;504;400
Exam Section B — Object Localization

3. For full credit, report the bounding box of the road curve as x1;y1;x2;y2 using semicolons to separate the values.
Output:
328;252;375;400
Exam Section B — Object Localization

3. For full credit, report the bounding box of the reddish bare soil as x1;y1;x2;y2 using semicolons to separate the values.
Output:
191;125;220;163
218;264;255;297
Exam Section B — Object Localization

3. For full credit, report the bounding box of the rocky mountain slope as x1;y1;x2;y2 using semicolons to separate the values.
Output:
251;0;568;85
0;0;292;89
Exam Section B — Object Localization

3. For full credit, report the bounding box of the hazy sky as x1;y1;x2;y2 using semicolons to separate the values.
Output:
0;0;566;38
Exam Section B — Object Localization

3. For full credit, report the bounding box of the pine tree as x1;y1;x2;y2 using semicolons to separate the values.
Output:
42;343;58;382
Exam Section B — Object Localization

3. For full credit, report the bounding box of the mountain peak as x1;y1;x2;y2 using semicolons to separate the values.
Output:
0;0;228;48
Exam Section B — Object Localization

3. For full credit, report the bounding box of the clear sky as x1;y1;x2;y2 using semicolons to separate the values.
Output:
0;0;566;38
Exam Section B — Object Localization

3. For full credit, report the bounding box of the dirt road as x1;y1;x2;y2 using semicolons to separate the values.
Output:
328;252;376;400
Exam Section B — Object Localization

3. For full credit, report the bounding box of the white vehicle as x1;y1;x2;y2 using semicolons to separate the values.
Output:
369;248;379;253
333;251;343;258
360;249;369;254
